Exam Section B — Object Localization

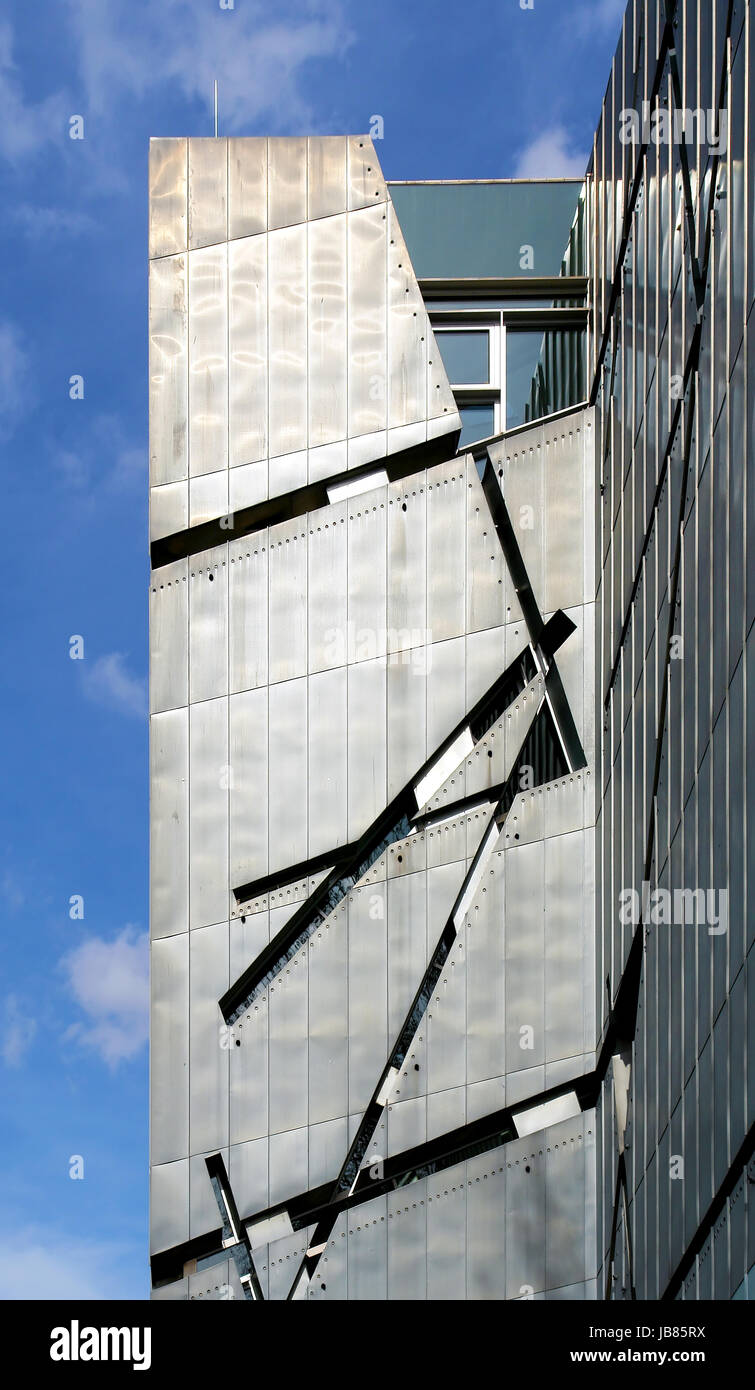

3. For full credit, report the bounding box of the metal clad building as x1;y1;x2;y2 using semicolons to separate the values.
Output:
590;0;753;1301
149;0;754;1303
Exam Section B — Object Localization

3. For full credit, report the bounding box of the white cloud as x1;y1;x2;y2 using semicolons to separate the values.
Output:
1;996;37;1067
81;653;147;720
61;927;149;1066
0;20;69;164
568;0;626;41
0;1227;143;1299
65;0;352;131
53;413;146;496
513;125;588;178
0;319;33;442
11;204;96;240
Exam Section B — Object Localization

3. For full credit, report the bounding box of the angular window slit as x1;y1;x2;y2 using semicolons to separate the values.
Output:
220;634;562;1024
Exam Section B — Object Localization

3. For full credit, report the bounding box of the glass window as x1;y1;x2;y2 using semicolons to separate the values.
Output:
459;403;495;447
505;328;586;429
506;331;546;429
435;329;490;384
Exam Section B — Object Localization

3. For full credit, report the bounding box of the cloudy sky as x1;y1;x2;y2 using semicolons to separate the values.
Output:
0;0;626;1299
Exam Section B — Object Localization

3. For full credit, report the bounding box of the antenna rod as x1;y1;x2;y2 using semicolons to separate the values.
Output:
213;80;218;138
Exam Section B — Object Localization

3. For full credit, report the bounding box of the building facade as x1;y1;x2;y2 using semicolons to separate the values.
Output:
149;0;754;1301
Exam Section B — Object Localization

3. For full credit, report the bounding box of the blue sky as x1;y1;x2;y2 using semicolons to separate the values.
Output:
0;0;626;1299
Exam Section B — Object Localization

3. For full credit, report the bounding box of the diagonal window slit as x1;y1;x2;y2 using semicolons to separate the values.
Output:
283;696;574;1298
205;1154;264;1302
221;611;577;1026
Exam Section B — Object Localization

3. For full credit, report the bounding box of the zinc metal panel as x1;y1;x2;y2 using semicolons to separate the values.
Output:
552;608;585;759
426;318;459;429
426;914;467;1097
308;666;347;858
426;1173;467;1300
229;686;268;892
267;135;307;231
387;871;429;1039
266;1132;309;1218
229;986;269;1146
426;636;466;760
466;459;506;635
150;560;188;714
189;1150;227;1242
187;1258;234;1302
426;461;466;643
503;430;544;615
268;957;309;1137
308;212;348;449
387;1187;427;1299
149;138;187;259
307;501;347;674
387;203;427;430
229;1136;268;1223
387;656;427;801
347;657;387;840
544;829;588;1065
505;841;545;1072
346;1196;388;1300
268;1229;309;1301
150;707;189;940
188;137;227;250
189;696;229;931
229;537;268;695
348;135;387;211
268;519;307;683
307;135;347;221
228;458;267;515
545;1117;587;1291
228;136;267;239
230;917;270;993
267;676;308;873
347;492;387;663
151;1277;187;1302
150;1159;190;1254
149;252;188;487
268;223;308;459
315;1211;348;1300
387;475;427;654
151;932;190;1164
426;1085;466;1143
229;234;268;471
150;479;189;542
426;811;468;868
347;882;388;1116
347;204;387;440
189;469;228;528
466;1151;508;1299
188;243;228;478
465;631;508;756
306;1120;347;1198
188;548;228;705
308;909;349;1126
543;423;586;613
466;843;506;1085
386;1095;427;1155
505;1143;546;1298
189;923;229;1155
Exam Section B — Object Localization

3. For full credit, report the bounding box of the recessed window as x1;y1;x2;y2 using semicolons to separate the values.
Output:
434;329;490;384
506;330;547;430
459;403;495;447
431;300;586;444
